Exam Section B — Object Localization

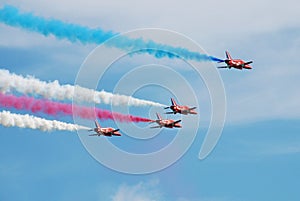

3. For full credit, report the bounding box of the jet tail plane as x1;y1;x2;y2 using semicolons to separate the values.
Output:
225;51;233;60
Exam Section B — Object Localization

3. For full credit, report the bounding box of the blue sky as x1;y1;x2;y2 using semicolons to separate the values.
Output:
0;1;300;201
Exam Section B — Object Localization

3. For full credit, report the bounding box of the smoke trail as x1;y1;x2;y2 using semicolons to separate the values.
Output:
0;93;151;123
0;5;223;62
0;110;89;132
0;69;165;107
0;5;115;43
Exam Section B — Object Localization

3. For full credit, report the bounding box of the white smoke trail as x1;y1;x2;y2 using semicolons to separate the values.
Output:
0;110;90;132
0;69;165;107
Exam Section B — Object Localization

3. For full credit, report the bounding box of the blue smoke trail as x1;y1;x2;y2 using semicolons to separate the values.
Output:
0;5;116;43
0;5;223;62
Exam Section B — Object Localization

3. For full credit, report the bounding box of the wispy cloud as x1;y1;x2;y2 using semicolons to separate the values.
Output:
221;26;300;124
111;180;162;201
257;142;300;156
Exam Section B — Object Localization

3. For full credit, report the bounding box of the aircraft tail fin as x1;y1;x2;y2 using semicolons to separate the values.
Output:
156;113;162;120
225;51;232;60
171;98;177;106
94;120;101;128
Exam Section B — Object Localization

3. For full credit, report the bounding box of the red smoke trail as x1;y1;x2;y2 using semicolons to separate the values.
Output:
0;93;151;123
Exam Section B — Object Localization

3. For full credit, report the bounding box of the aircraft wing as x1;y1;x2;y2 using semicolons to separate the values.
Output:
244;61;253;65
167;120;181;126
217;66;229;68
165;112;175;114
174;120;181;124
89;134;99;136
108;129;121;136
150;125;162;129
188;107;197;111
235;61;253;67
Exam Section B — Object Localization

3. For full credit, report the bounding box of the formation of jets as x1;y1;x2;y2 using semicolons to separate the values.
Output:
87;51;253;137
87;98;193;137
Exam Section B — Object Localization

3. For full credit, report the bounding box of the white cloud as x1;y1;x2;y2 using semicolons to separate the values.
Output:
109;180;233;201
258;142;300;156
111;179;163;201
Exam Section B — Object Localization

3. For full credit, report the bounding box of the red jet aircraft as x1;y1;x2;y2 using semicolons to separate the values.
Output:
218;51;253;70
88;120;121;137
164;98;197;115
150;113;182;129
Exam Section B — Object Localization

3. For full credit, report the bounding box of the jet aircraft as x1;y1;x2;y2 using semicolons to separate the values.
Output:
150;113;182;129
88;120;121;137
218;51;253;70
164;98;197;115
